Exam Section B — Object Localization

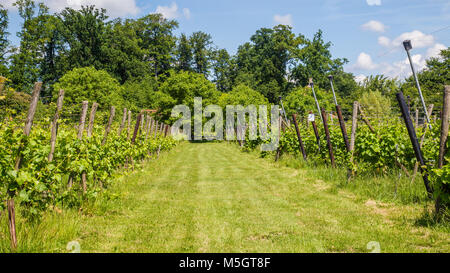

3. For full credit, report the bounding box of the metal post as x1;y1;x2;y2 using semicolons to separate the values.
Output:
328;75;338;106
403;40;432;129
279;96;289;126
396;91;432;197
309;78;323;123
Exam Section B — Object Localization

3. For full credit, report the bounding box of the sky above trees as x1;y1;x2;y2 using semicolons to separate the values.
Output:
2;0;449;82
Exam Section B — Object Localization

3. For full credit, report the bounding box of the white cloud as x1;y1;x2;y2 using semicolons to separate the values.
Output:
426;43;446;59
154;2;191;20
274;14;293;26
382;54;426;79
3;0;140;17
366;0;382;6
361;20;386;33
183;8;191;20
380;30;435;49
354;74;367;84
155;2;178;19
353;52;378;70
378;36;391;47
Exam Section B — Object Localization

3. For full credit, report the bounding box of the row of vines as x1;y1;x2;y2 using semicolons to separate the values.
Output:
242;94;449;215
0;83;178;250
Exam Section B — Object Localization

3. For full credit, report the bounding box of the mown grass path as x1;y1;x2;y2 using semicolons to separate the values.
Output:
79;142;449;253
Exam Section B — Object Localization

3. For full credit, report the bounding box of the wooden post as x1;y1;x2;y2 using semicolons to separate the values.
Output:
311;120;320;152
132;113;142;144
118;108;127;136
159;123;164;134
292;114;307;160
336;105;350;152
164;124;169;137
358;105;376;135
155;120;159;137
77;101;89;140
8;82;42;250
87;102;99;138
102;106;115;146
48;89;64;162
436;86;450;213
438;86;450;168
396;92;432;197
415;108;419;128
127;110;132;140
150;118;155;138
76;101;89;193
349;101;359;157
145;115;151;141
321;108;335;167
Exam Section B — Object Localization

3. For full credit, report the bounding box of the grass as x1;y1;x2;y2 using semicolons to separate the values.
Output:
1;142;449;253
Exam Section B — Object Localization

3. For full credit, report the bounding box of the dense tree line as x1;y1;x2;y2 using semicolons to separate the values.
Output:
0;1;448;120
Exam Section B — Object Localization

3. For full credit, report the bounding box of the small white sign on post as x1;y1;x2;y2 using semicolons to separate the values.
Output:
308;114;315;122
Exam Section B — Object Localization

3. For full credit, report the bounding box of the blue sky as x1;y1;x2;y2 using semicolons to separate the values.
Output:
3;0;450;81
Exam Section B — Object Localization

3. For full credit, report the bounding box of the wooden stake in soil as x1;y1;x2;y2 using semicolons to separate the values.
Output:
321;108;335;167
76;101;89;193
292;114;307;160
336;105;350;152
311;120;321;152
132;113;142;144
127;110;132;140
436;85;450;213
48;89;64;162
349;101;359;158
87;102;99;138
438;86;450;168
9;82;42;250
358;105;376;135
118;108;127;136
396;92;432;197
102;106;116;146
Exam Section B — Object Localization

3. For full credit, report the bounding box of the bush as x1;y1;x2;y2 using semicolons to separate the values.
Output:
53;67;124;109
218;84;268;107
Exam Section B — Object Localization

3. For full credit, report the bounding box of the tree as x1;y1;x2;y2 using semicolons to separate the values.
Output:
53;67;123;108
211;48;234;92
235;25;301;102
158;70;220;120
135;13;178;79
290;30;358;112
102;18;148;83
283;86;334;117
9;0;51;92
176;33;193;71
361;75;399;106
359;90;392;119
218;84;268;107
190;31;213;76
122;75;159;111
0;4;8;76
56;6;108;73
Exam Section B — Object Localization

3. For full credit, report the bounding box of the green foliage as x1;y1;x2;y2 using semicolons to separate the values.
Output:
135;13;179;79
176;33;193;72
158;70;220;120
0;4;8;76
9;0;51;92
283;86;334;116
0;118;177;220
218;84;268;107
190;31;213;76
359;90;392;118
121;75;159;112
53;67;123;109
